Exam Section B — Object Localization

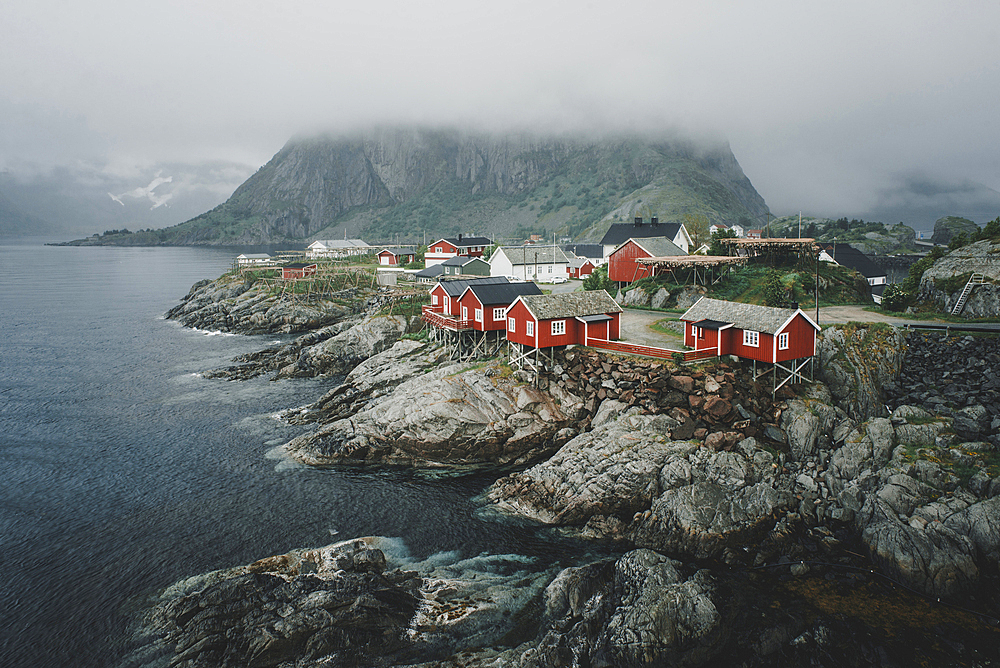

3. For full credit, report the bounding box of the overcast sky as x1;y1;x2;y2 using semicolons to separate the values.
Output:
3;0;999;225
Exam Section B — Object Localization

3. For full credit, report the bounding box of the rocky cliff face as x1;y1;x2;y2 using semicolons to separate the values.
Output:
143;128;771;245
918;238;1000;317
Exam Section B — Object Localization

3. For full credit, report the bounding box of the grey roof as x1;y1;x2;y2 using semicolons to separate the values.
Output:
568;256;595;269
414;264;444;278
434;236;493;248
516;291;622;320
563;243;603;259
680;297;816;335
237;253;271;259
600;222;683;247
441;255;489;267
379;247;414;256
496;245;569;266
438;275;509;297
624;236;687;257
464;282;543;306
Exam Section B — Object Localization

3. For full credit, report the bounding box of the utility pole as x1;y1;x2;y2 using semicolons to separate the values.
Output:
815;247;820;325
798;212;802;239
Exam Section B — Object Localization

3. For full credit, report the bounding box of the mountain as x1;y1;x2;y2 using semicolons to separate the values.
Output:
2;161;254;238
0;186;56;236
63;128;770;246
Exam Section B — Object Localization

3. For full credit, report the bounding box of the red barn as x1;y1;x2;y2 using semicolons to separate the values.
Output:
282;263;318;280
679;297;819;364
377;248;416;266
506;291;622;349
457;282;543;331
607;237;686;284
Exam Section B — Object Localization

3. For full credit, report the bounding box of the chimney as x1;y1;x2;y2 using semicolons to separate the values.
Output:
634;217;642;227
651;216;659;226
458;233;463;241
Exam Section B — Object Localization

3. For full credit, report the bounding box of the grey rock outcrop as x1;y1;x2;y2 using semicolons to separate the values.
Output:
165;274;367;335
282;359;575;467
918;239;1000;317
621;285;650;307
818;324;906;421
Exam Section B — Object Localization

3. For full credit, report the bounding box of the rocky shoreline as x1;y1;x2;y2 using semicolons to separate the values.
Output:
133;276;1000;667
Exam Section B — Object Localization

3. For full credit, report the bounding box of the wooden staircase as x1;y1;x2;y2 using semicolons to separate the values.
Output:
951;273;986;315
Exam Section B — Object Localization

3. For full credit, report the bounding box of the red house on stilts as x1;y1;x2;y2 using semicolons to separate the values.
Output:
680;297;820;392
505;291;622;372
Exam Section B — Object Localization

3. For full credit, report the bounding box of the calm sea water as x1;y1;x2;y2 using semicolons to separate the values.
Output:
0;240;572;668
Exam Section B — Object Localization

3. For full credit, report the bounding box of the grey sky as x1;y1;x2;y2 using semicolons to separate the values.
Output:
3;0;999;225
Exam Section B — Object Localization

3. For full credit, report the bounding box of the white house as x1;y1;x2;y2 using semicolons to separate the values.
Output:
306;239;371;259
235;253;273;267
489;245;570;281
599;218;693;258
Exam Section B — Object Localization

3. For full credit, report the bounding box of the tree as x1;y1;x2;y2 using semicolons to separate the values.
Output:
709;228;737;256
948;232;969;250
582;264;615;294
763;269;787;307
683;213;711;250
881;284;908;312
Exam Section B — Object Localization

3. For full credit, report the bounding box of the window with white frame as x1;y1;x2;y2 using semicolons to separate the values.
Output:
551;320;566;336
475;308;483;323
691;323;697;337
778;332;789;350
493;307;505;321
526;321;534;337
462;306;468;320
432;294;438;305
434;246;442;253
508;317;515;332
743;330;759;347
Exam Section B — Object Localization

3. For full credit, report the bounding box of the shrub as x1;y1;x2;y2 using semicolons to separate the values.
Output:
880;283;909;312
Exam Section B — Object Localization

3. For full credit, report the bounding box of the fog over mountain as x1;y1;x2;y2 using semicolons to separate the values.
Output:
3;1;999;236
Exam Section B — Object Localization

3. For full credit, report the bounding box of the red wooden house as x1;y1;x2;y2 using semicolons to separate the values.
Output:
457;282;543;331
377;248;416;266
679;297;819;364
424;234;493;267
282;263;318;280
506;291;622;350
427;276;510;317
607;237;686;284
568;257;596;279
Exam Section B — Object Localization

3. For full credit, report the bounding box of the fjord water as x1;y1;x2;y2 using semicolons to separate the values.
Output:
0;241;559;668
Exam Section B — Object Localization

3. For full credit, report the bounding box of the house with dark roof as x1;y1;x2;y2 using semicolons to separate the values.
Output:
457;282;543;332
608;236;687;284
506;291;622;349
424;235;493;267
377;248;416;266
489;245;570;281
414;264;445;283
428;276;510;317
821;243;887;286
679;297;819;364
599;217;693;257
441;255;491;277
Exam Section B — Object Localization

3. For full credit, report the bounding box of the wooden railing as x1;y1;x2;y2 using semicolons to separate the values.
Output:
422;305;473;331
586;338;718;361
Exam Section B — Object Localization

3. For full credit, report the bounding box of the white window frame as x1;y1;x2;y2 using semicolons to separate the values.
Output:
508;317;515;333
462;306;468;321
435;246;442;254
432;294;438;306
494;307;505;321
743;330;759;348
778;332;789;350
691;323;697;337
475;308;483;323
551;320;566;336
526;320;534;337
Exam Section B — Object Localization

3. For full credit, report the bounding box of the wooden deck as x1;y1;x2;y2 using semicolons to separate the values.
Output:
585;338;718;361
422;305;473;331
